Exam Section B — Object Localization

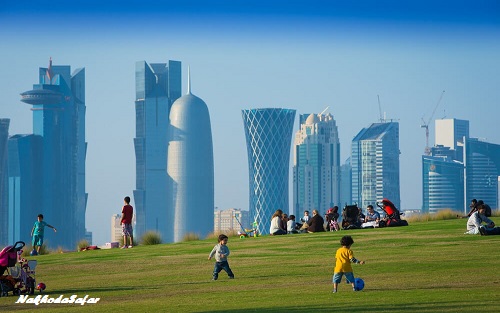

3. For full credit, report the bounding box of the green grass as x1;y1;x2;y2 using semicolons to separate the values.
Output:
1;218;499;312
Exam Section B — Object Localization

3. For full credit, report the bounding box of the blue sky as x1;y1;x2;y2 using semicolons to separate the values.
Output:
1;1;500;245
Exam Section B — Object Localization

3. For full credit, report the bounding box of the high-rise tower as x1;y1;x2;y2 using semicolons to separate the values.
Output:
134;60;181;242
167;70;214;242
351;122;400;209
242;108;296;235
293;112;340;218
0;119;10;246
19;58;87;249
464;137;500;212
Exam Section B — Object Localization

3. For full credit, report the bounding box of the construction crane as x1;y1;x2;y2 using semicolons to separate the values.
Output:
421;90;445;156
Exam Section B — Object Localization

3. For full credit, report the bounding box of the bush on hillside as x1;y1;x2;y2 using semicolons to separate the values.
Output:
182;233;200;242
141;231;162;245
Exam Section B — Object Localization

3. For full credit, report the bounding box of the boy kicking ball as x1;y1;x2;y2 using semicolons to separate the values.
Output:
332;235;365;293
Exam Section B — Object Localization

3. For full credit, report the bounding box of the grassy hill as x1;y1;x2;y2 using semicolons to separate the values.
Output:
1;218;499;312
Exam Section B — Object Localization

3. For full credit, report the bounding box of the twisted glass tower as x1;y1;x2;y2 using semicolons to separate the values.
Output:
242;108;296;235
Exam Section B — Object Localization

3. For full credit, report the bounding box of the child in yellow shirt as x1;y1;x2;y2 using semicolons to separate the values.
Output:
333;235;365;293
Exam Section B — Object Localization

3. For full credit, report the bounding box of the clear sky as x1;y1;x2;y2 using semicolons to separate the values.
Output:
1;1;499;245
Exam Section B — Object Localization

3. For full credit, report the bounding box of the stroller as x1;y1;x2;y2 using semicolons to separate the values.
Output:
325;207;340;231
0;241;37;297
377;198;408;227
341;205;362;230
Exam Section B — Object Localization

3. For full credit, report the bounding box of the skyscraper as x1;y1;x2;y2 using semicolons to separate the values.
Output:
422;155;464;213
340;158;352;208
0;119;10;246
242;108;296;235
18;59;87;249
464;137;500;212
293;112;340;218
134;60;181;243
167;71;213;242
351;122;400;209
7;135;42;243
435;118;469;162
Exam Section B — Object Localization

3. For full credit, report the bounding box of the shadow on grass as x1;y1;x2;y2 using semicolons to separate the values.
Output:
198;301;478;313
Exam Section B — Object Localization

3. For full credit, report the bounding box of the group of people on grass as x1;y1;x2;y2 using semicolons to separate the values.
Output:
464;198;499;236
269;204;385;235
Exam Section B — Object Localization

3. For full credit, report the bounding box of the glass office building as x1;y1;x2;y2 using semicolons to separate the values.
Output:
134;60;181;242
293;113;340;218
18;59;87;249
242;108;296;235
422;155;464;213
340;158;352;208
7;135;42;244
464;137;500;212
0;119;10;246
351;122;400;209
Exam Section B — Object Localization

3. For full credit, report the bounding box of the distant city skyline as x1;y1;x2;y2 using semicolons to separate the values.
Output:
1;1;499;245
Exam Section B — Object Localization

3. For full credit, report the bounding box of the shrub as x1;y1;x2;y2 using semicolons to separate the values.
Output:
77;239;90;251
205;229;239;240
406;209;462;223
182;233;200;242
141;231;162;245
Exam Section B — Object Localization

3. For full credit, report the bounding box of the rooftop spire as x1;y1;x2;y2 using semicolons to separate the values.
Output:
46;57;53;83
187;66;191;95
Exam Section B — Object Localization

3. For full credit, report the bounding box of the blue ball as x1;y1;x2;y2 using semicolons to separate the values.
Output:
354;278;364;291
30;249;38;256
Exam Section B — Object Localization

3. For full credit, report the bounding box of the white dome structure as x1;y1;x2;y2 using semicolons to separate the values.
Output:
167;69;214;242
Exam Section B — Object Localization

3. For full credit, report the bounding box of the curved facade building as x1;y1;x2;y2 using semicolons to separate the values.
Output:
465;137;500;211
167;78;214;242
422;155;464;213
242;108;296;235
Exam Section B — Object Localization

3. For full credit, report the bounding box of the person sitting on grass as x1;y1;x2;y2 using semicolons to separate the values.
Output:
287;215;299;234
269;209;287;235
465;204;495;235
301;209;325;233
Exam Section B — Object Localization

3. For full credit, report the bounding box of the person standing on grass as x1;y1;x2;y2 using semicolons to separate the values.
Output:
332;235;365;293
208;234;234;280
121;196;134;249
31;214;57;254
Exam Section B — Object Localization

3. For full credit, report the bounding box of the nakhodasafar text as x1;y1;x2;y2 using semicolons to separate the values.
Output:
15;294;100;306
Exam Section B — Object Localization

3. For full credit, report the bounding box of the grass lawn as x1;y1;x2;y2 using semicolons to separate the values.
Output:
1;218;499;312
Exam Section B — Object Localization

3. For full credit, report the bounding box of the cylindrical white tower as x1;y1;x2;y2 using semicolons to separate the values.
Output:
167;73;214;242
